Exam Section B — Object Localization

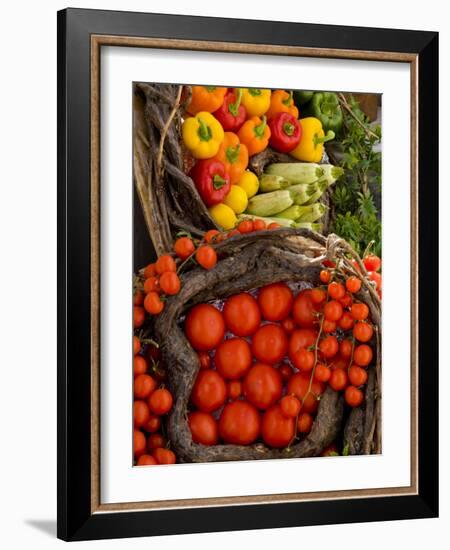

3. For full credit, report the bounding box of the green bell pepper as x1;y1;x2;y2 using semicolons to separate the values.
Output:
306;92;343;133
293;90;314;107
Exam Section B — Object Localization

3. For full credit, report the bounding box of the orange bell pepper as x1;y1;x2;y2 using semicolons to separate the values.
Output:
266;90;299;120
238;116;271;157
213;132;249;184
187;86;227;114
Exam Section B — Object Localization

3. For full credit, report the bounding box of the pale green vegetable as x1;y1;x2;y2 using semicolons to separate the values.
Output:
266;162;344;185
237;214;295;227
295;222;323;232
288;182;319;205
273;205;303;220
296;202;327;223
302;179;329;205
245;190;293;217
258;174;290;193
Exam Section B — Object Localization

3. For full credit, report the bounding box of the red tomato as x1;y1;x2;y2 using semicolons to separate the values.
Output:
134;374;156;399
353;344;373;367
214;337;252;379
188;411;219;445
185;304;225;351
320;270;331;284
257;282;294;321
134;429;146;457
133;336;141;356
134;400;150;427
196;245;217;270
174;236;195;260
134;291;144;306
143;276;160;294
144;292;164;315
148;388;173;415
243;363;283;410
281;317;296;334
159;272;181;295
368;271;382;290
261;405;295;448
143;263;157;278
348;365;368;386
204;229;221;243
280;395;302;418
346;276;362;294
363;254;381;272
253;219;266;231
227;380;242;400
268;222;281;229
287;372;324;414
237;220;254;233
297;412;313;433
328;282;345;300
322;319;337;333
251;324;288;364
133;355;147;376
133;306;145;328
339;292;353;309
320;443;338;457
290;348;315;372
350;303;369;321
339;339;353;359
292;290;317;328
153;448;176;464
318;335;339;359
191;370;227;413
353;321;374;342
329;368;348;391
219;401;261;445
143;415;161;433
311;288;327;305
289;328;317;357
147;433;165;450
345;386;364;407
324;300;343;322
155;255;177;275
339;311;354;330
223;293;261;337
137;454;157;466
314;363;331;382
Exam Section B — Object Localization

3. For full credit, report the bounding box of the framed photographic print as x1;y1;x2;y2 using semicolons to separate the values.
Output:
57;8;439;541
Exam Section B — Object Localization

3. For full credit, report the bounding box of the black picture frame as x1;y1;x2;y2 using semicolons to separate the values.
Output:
57;7;439;541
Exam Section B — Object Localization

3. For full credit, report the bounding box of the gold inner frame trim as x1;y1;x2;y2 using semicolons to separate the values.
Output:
90;34;419;514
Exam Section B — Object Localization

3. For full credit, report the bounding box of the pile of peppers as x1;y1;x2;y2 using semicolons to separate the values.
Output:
180;85;343;227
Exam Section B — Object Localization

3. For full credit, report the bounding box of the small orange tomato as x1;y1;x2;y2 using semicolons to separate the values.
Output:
137;454;157;466
144;291;165;315
324;300;343;322
322;319;337;334
297;412;313;433
134;374;157;399
148;388;173;415
353;321;374;342
159;272;181;295
353;344;373;367
311;288;327;305
134;400;150;427
143;263;157;278
328;281;345;300
345;385;364;407
368;271;382;290
237;220;254;233
346;276;362;293
253;219;266;231
143;415;161;433
147;432;165;450
153;448;176;464
339;311;354;331
227;229;241;238
204;229;221;243
174;236;195;260
143;276;160;294
133;336;141;355
268;222;281;229
133;355;147;376
134;429;147;457
348;365;368;387
280;395;302;418
155;254;177;275
350;302;369;321
196;245;217;270
339;339;353;359
320;270;331;284
134;291;144;306
314;363;331;382
133;306;145;328
329;368;348;391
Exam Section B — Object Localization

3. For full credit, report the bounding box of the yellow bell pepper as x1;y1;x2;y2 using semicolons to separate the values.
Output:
208;203;237;230
182;112;224;159
238;88;271;117
223;185;248;214
290;117;335;163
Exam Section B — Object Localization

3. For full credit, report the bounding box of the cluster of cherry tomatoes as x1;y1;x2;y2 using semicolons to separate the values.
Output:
133;336;177;465
183;260;379;450
133;220;281;325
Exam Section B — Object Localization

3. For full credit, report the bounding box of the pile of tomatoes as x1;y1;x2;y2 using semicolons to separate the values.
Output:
133;337;177;465
184;262;379;451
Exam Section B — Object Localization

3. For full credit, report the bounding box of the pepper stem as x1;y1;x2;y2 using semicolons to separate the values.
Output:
205;86;216;92
212;174;227;189
313;130;335;146
228;89;242;117
283;122;295;136
248;88;262;97
226;144;240;165
254;115;267;138
282;90;294;107
197;117;212;141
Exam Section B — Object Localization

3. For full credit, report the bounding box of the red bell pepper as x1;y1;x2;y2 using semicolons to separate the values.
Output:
213;89;247;132
189;159;231;207
268;112;302;153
